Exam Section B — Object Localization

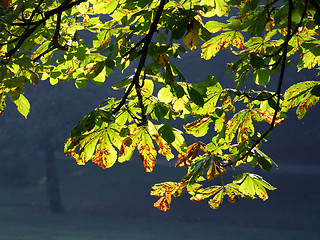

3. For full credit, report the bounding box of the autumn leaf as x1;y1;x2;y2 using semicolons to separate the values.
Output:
208;189;225;209
156;53;169;67
153;136;174;160
254;109;285;126
202;31;244;60
225;110;247;143
147;120;174;160
138;128;157;172
227;192;239;203
282;81;320;113
151;182;186;211
12;94;30;119
183;116;212;137
296;93;319;119
206;163;226;180
118;136;138;163
175;142;206;167
92;134;117;169
190;185;222;202
183;18;200;51
1;0;11;8
201;0;230;17
153;195;172;211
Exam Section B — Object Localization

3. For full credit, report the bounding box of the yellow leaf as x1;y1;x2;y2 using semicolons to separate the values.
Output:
138;128;157;172
207;163;226;180
265;16;274;31
156;53;169;67
154;194;172;211
175;142;205;167
183;18;200;51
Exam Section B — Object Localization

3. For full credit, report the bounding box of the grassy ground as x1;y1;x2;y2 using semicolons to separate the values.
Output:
0;158;319;240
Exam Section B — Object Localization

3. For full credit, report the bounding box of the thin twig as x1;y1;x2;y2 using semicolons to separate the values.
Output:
3;0;85;63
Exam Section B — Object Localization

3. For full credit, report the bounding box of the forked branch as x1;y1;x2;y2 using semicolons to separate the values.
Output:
111;0;167;123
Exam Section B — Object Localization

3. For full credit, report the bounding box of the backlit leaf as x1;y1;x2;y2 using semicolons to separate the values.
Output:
208;188;225;209
202;31;244;60
202;0;230;17
138;127;157;172
11;94;30;119
158;86;173;104
151;182;186;211
234;173;276;200
176;142;205;167
183;18;200;51
183;116;212;137
296;93;319;119
206;163;226;180
118;127;141;163
253;68;270;86
190;186;222;202
282;81;320;118
92;134;117;169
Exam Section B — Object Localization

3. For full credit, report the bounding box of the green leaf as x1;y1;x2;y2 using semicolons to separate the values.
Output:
249;148;277;171
184;116;212;137
206;0;230;17
159;123;175;144
248;10;267;36
311;83;320;96
188;87;204;107
171;128;187;154
79;132;101;162
171;83;184;99
12;94;30;118
171;20;187;40
76;1;89;14
253;68;270;86
118;129;140;163
205;21;228;33
250;53;265;69
225;110;247;143
91;0;119;14
158;86;173;104
202;31;243;60
235;173;276;200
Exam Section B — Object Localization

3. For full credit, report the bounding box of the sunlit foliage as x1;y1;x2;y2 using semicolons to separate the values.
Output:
1;0;319;211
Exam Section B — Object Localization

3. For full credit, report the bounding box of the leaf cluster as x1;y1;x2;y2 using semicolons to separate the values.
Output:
1;0;320;211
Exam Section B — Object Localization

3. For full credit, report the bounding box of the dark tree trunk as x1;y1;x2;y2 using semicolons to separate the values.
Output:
44;136;63;213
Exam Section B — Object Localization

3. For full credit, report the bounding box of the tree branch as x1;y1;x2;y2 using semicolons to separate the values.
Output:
2;0;86;63
111;0;167;118
222;0;296;168
10;0;84;26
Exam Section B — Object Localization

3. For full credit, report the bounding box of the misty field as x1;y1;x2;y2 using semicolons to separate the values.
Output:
0;157;319;240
